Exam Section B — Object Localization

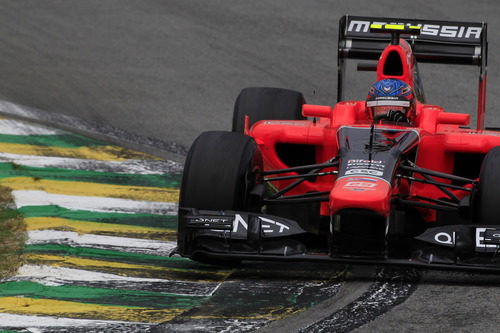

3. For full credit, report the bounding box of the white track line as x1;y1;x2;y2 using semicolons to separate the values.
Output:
0;313;148;328
0;118;65;135
27;230;177;256
12;190;177;215
8;264;221;297
0;152;183;174
0;99;188;157
11;264;172;286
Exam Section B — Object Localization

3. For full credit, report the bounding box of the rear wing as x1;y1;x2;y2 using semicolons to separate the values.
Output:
338;15;488;129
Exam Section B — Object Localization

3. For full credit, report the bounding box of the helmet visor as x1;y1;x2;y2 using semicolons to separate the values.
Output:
366;100;410;119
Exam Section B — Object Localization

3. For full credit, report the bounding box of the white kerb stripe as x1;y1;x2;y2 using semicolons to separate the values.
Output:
0;152;183;174
9;264;221;297
11;264;172;285
0;118;65;135
0;313;148;327
27;230;177;256
12;190;177;215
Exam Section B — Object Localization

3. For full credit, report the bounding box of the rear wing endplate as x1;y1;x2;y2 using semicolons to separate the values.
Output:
338;15;488;129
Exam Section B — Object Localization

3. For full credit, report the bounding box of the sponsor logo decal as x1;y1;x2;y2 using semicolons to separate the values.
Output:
415;227;458;248
475;228;500;252
434;232;455;245
345;169;384;176
192;217;232;224
259;216;290;233
344;181;376;188
347;19;482;40
345;159;387;177
233;214;290;234
233;214;248;233
342;176;382;192
346;177;378;182
345;160;386;177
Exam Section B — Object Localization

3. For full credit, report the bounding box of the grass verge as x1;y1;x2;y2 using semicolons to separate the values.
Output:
0;185;25;278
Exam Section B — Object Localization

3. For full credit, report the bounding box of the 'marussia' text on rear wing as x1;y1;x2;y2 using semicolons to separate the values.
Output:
337;15;488;129
339;15;486;65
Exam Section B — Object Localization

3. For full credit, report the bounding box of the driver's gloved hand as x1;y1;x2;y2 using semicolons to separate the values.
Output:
386;110;408;123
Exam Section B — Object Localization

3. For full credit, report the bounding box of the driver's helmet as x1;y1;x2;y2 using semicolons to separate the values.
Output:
366;79;416;122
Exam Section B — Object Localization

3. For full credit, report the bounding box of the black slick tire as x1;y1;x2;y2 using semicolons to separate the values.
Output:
178;131;261;266
179;131;260;210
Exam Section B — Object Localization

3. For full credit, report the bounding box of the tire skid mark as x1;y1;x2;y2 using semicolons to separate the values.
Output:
153;318;269;333
298;267;419;333
154;278;343;332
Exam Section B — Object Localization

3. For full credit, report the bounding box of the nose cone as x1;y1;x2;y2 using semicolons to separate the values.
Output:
330;177;392;217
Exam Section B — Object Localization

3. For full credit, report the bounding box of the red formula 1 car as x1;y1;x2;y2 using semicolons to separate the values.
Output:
177;16;500;271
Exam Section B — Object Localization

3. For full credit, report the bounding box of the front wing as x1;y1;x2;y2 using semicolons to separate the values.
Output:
177;208;500;272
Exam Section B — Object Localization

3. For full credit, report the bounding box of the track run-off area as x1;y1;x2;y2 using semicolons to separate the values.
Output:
0;115;403;332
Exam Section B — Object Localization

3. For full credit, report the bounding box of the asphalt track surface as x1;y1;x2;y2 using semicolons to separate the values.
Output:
2;1;500;332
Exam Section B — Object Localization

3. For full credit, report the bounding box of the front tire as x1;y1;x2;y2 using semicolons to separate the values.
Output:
178;131;261;265
179;131;261;210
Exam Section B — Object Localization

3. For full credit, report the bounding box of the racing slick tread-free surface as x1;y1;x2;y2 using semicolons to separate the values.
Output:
179;131;258;211
232;87;305;133
476;145;500;224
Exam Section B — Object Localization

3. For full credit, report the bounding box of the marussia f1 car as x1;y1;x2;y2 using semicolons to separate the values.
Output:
177;15;500;271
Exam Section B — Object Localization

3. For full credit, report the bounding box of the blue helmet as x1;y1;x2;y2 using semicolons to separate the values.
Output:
366;79;416;122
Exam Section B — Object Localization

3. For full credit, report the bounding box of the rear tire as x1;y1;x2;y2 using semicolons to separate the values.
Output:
475;146;500;224
232;87;305;133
